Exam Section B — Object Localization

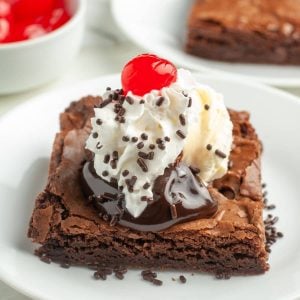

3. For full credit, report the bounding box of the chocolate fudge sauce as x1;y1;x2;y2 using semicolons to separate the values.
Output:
82;161;217;232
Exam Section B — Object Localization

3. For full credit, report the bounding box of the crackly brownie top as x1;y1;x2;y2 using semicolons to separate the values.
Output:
189;0;300;39
33;93;265;245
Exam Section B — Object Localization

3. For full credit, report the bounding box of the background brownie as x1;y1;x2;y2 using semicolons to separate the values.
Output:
28;96;269;277
186;0;300;64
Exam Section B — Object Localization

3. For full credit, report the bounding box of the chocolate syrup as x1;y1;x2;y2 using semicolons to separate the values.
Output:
81;161;218;232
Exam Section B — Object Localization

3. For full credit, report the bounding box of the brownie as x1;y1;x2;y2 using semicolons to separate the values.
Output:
186;0;300;64
28;95;269;276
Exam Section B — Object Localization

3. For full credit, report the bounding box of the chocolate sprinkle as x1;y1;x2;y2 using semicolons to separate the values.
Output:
141;196;149;202
137;158;148;172
96;119;102;125
204;104;210;110
118;107;126;116
158;143;166;150
266;204;276;210
179;114;186;126
122;170;129;177
179;275;186;283
143;182;150;189
176;130;186;139
140;99;145;104
215;149;227;159
170;204;177;219
156;96;165;106
125;176;137;192
110;159;117;169
103;154;110;164
122;136;129;142
102;171;109;177
125;96;133;105
100;98;112;108
138;151;149;159
141;133;148;140
112;151;119;160
137;142;144;149
206;144;212;151
148;151;154;160
188;97;192;107
96;142;102;150
156;138;163;144
131;137;138;143
92;132;98;139
164;136;170;142
149;144;156;150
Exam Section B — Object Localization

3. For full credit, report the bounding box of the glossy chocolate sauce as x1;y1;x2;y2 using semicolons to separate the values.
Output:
81;161;218;232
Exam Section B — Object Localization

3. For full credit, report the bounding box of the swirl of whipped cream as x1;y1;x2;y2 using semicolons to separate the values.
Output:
86;69;233;218
179;70;233;182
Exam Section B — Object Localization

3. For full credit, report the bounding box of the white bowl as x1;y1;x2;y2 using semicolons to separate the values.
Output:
0;0;86;95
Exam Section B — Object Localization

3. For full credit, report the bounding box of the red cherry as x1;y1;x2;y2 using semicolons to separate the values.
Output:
47;8;70;30
0;18;10;42
121;54;177;96
0;1;13;42
12;0;54;19
0;1;11;18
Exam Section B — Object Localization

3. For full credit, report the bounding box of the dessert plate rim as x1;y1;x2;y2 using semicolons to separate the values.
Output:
112;0;300;88
0;73;300;300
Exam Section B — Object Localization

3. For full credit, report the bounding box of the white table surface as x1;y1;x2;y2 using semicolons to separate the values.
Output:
1;1;300;299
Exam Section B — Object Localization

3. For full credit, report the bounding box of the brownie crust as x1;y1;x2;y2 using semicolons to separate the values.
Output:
28;96;269;276
186;0;300;64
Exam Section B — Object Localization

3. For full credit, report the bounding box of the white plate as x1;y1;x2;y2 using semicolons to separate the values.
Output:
112;0;300;88
0;74;300;300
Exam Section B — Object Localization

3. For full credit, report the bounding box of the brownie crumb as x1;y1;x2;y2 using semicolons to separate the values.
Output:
94;271;107;280
141;270;162;286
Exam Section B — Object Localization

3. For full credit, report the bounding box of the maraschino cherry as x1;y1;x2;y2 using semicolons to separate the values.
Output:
0;0;12;42
0;0;70;43
13;0;54;20
121;54;177;96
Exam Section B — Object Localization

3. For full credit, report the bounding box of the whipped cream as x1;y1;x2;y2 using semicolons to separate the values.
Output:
86;72;196;217
86;69;233;218
180;71;233;182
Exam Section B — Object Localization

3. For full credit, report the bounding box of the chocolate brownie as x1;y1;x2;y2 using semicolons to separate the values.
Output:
186;0;300;64
28;95;269;276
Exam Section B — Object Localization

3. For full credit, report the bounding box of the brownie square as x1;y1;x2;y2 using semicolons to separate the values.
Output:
186;0;300;64
28;96;269;276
